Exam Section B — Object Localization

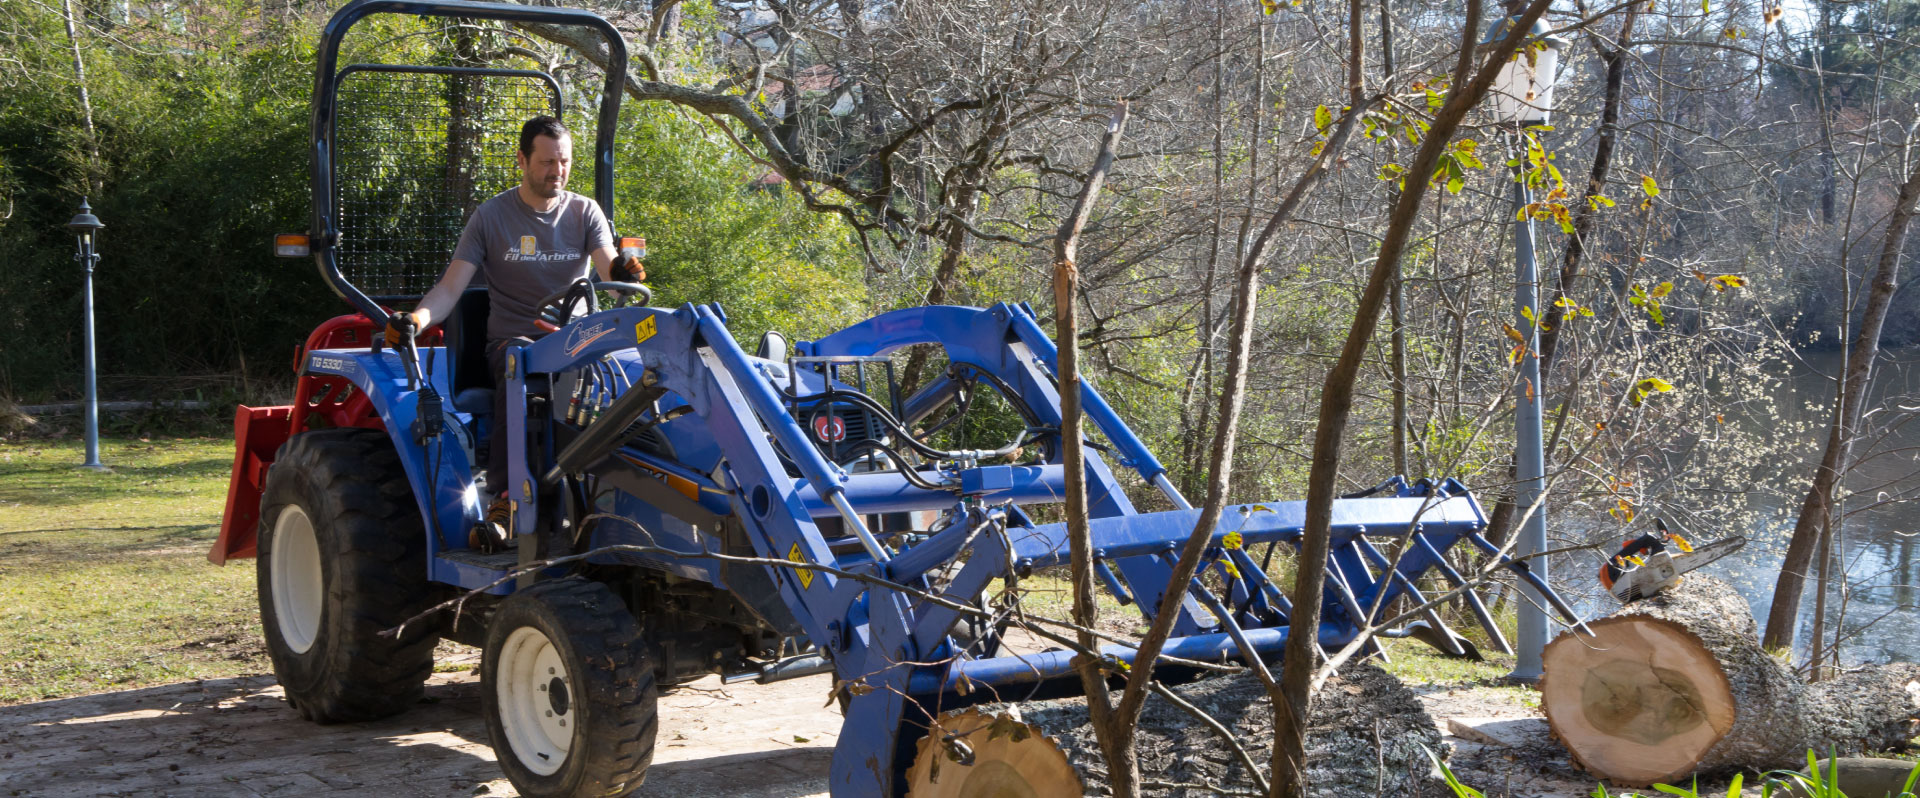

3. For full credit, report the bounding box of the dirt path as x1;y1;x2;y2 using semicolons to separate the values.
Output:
0;649;843;798
0;650;1612;797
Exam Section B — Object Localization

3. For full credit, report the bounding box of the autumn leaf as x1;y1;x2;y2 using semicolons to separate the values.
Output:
1223;530;1243;550
988;714;1032;742
1712;274;1747;291
1630;376;1676;406
1503;323;1526;343
1631;283;1668;326
1314;104;1332;133
1261;0;1279;13
1453;139;1485;169
1641;175;1660;197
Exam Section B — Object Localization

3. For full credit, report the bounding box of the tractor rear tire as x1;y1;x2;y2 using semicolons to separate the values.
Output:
257;427;438;723
483;577;658;798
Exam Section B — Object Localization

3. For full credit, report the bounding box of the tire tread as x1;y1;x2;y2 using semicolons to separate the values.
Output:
258;427;437;724
483;577;658;797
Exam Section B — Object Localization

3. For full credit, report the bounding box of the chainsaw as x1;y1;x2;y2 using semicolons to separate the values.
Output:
1597;518;1747;603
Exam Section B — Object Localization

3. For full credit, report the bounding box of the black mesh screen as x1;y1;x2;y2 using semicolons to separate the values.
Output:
332;68;561;299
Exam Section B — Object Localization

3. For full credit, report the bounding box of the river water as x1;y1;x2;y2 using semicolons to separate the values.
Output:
1702;347;1920;665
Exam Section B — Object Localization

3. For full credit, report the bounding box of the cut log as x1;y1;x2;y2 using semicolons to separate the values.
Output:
1541;575;1920;787
994;662;1445;797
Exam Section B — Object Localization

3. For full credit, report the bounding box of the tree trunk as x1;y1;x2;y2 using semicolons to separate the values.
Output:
445;25;483;220
1762;150;1920;653
1055;103;1135;798
1542;576;1920;788
1111;83;1377;798
60;0;102;194
898;102;1013;395
1277;0;1554;791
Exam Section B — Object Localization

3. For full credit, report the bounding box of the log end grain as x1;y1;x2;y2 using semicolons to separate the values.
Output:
1541;616;1736;786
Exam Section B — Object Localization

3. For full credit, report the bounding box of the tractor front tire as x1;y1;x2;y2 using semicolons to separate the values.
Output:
257;427;438;723
483;577;658;798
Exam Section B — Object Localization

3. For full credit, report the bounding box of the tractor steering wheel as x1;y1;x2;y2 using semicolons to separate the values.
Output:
536;280;654;330
593;281;651;307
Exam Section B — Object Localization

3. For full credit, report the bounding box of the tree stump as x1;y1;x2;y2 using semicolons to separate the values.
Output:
1541;576;1920;787
997;662;1444;796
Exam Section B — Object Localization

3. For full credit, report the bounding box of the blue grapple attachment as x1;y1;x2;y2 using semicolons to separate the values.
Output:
493;300;1587;796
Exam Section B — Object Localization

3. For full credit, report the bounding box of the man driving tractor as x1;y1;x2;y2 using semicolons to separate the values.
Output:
383;115;644;551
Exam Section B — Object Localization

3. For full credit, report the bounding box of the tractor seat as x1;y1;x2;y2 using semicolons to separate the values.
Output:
442;287;494;415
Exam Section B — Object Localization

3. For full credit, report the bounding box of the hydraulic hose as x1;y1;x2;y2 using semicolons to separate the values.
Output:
787;389;1034;462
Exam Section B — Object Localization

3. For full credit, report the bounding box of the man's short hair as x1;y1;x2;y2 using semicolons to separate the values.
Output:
519;116;570;156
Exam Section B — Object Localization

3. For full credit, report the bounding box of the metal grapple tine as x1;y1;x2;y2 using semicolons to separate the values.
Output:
1465;531;1591;634
1185;579;1276;684
1093;558;1134;606
1322;554;1374;627
1353;538;1464;657
1228;547;1291;620
1412;533;1511;655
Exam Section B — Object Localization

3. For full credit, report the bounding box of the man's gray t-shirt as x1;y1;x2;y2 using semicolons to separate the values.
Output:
452;187;614;340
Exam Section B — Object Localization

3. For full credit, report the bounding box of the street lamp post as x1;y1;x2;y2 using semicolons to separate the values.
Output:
67;197;108;472
1485;17;1567;684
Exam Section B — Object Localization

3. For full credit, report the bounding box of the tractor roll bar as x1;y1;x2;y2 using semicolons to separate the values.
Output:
308;0;629;322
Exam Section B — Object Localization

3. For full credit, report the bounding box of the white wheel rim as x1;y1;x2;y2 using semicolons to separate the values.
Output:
496;626;573;776
269;505;324;655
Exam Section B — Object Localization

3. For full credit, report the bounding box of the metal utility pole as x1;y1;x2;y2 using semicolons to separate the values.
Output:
1508;154;1549;682
1480;14;1568;684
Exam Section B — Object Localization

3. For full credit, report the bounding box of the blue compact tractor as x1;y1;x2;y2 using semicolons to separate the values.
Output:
211;2;1582;795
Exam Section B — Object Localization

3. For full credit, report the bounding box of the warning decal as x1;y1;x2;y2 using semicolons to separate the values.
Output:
788;543;814;589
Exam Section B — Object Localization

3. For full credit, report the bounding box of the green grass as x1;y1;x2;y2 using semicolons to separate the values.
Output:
0;433;1596;711
1377;638;1522;687
1012;567;1145;634
0;435;265;705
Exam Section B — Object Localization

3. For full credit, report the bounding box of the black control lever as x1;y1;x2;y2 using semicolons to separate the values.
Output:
388;312;440;445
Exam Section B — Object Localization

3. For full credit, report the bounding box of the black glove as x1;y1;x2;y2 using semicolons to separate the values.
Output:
384;310;422;349
611;252;646;282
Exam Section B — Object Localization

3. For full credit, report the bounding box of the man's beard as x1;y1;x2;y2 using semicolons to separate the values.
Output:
527;178;562;199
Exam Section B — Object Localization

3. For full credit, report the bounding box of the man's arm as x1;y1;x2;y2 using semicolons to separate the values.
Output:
589;247;617;282
410;259;479;328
